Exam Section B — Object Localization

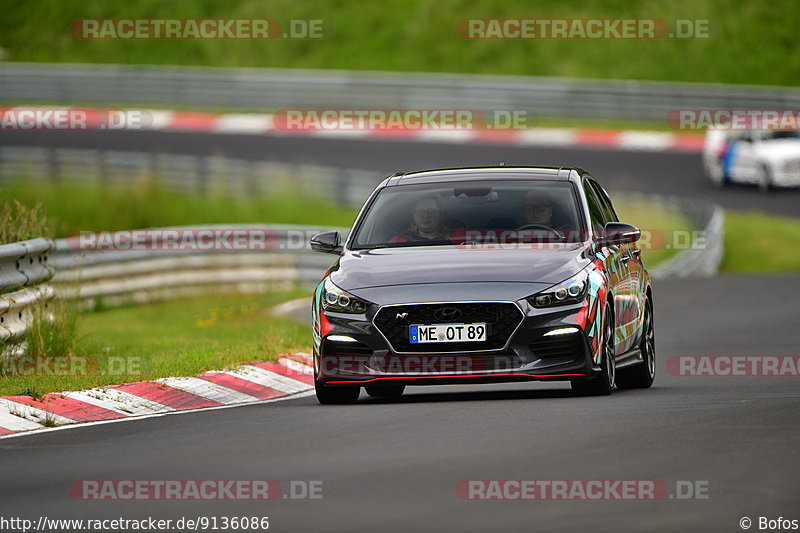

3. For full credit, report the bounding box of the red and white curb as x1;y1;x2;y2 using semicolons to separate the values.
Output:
0;354;314;438
2;106;706;153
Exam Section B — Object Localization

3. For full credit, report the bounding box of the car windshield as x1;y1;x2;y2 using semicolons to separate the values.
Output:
757;130;800;141
351;180;585;249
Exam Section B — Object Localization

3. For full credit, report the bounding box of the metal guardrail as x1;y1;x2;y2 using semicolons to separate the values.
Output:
0;285;55;341
0;238;56;341
0;146;381;208
51;224;348;308
1;62;799;121
645;195;725;279
0;238;55;293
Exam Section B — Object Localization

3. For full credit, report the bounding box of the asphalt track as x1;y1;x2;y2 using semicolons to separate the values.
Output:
2;129;800;216
1;275;799;532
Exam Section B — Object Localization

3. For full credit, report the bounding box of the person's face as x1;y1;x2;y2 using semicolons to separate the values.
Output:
523;195;553;225
413;199;442;233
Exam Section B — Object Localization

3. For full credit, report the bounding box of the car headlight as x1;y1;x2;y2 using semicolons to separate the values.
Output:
321;278;370;314
527;267;590;308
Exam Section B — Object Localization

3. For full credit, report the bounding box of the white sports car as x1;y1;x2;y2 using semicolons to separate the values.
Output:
703;129;800;190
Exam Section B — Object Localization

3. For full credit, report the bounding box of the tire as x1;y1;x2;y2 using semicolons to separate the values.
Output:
315;381;360;405
365;385;405;398
757;163;773;193
571;305;615;396
616;299;656;390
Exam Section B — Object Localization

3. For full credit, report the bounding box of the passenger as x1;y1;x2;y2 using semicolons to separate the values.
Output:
389;196;451;243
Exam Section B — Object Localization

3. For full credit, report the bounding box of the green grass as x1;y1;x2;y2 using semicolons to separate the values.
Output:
0;289;311;396
0;177;359;238
721;211;800;273
614;199;692;266
0;0;797;86
0;199;51;244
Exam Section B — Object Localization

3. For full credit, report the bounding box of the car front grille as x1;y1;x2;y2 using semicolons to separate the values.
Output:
372;302;523;353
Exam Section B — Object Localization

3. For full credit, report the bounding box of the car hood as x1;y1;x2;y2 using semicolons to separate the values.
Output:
330;244;591;291
756;139;800;161
347;282;553;306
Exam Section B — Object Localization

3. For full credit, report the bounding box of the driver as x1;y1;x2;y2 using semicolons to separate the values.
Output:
518;190;572;241
522;190;556;227
389;196;451;243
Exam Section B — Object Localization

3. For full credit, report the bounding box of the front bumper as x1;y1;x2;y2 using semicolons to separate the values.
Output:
314;299;600;387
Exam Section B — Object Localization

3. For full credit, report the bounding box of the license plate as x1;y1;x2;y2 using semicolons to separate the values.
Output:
409;323;487;343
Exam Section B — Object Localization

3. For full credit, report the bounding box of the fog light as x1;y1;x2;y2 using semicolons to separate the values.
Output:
327;335;358;343
543;327;580;337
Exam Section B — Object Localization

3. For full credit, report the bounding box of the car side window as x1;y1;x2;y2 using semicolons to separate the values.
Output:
590;180;618;223
728;131;753;143
582;179;606;232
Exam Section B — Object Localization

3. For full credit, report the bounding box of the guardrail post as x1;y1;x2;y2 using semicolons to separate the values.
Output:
335;168;350;207
47;148;59;182
98;150;109;183
197;155;210;195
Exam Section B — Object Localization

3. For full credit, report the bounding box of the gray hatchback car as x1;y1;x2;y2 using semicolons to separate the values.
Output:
310;167;655;404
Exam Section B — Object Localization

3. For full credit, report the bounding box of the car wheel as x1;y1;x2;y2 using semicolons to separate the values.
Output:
757;163;773;192
365;385;405;398
616;299;655;389
571;305;615;396
315;381;360;404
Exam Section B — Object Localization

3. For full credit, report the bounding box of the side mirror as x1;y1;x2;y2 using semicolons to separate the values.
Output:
599;222;640;246
310;231;342;254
